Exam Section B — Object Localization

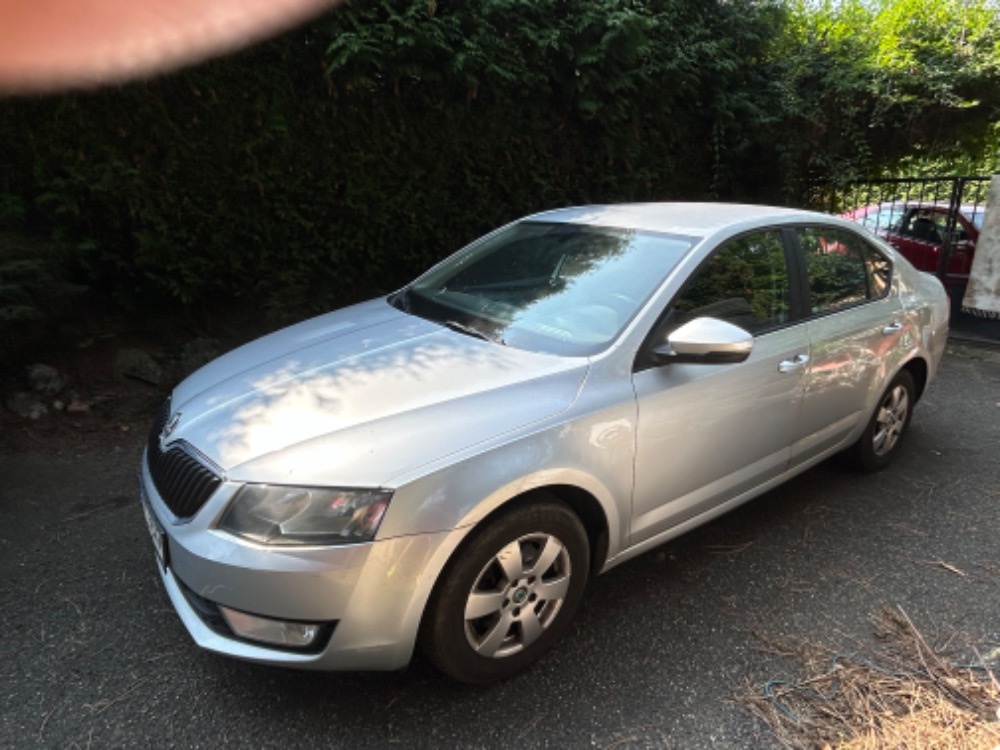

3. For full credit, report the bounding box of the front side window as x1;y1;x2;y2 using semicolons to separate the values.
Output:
797;227;891;314
394;221;694;356
669;229;790;335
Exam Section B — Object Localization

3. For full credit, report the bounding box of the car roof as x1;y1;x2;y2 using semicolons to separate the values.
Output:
525;203;829;237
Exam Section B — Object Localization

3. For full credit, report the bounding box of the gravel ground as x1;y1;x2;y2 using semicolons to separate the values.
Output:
1;340;998;749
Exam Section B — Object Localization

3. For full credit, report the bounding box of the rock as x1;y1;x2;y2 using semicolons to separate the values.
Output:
67;398;91;413
6;391;48;420
27;363;68;395
114;348;163;385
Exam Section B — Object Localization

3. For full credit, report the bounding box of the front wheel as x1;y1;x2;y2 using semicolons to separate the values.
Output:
850;369;916;471
419;498;589;684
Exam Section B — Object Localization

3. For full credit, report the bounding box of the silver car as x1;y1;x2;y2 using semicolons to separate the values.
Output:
138;203;948;683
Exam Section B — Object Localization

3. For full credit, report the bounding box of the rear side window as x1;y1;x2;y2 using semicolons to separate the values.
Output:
670;229;790;335
797;227;891;314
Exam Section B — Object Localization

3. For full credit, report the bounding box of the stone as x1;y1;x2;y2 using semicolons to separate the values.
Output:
114;348;163;385
27;363;68;395
66;398;91;413
6;391;48;420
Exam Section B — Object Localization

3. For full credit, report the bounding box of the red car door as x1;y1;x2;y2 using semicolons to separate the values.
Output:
885;206;976;283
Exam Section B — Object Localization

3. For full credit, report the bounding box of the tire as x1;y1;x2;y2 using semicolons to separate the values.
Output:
419;497;590;684
851;369;916;471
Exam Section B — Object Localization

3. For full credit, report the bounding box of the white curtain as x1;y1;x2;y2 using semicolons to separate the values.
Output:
962;175;1000;319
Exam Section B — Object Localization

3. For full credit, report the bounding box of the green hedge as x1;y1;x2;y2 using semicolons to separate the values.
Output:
0;1;788;317
1;0;997;322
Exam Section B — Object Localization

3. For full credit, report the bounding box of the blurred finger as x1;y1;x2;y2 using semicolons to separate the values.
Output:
0;0;336;93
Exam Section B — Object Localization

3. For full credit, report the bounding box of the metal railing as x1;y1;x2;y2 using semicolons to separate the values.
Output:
801;176;992;281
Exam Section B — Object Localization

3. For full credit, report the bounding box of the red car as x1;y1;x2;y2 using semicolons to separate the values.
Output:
842;201;985;286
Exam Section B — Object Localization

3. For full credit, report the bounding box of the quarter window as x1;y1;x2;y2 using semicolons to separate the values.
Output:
864;243;892;298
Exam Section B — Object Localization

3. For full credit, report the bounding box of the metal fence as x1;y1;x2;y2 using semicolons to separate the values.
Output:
800;176;992;280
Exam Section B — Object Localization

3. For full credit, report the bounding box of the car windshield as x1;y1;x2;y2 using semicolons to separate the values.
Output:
861;205;905;232
392;221;694;356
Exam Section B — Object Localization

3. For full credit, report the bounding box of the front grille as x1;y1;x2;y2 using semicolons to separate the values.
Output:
146;402;222;520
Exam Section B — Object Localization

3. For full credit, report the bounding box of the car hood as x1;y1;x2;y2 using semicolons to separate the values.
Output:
165;299;588;486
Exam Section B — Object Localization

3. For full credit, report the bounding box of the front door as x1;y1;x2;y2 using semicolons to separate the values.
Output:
630;229;808;545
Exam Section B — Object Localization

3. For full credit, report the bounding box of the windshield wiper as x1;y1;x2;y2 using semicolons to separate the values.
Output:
442;320;505;345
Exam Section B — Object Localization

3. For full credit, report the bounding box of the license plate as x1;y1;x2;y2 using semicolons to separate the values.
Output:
140;485;168;570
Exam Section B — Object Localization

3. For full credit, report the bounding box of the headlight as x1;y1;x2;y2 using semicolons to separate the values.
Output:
218;485;392;546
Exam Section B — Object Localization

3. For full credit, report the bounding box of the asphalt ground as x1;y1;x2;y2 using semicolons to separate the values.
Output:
1;340;998;749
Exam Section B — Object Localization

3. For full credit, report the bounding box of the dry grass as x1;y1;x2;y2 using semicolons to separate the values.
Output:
741;607;1000;749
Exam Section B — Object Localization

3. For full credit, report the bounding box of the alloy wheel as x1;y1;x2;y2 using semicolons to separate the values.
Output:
463;533;572;658
872;383;910;457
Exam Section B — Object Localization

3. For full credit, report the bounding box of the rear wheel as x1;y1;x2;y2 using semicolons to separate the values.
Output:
419;498;589;684
851;369;915;471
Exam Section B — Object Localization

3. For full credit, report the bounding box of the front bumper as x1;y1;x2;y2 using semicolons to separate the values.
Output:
139;456;455;671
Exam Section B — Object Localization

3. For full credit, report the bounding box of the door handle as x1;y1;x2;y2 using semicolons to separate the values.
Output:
882;322;903;335
778;354;810;373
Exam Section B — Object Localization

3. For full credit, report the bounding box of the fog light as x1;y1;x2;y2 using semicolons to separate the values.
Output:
219;606;322;648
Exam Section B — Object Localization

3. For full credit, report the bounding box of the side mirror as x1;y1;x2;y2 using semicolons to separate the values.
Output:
650;317;754;366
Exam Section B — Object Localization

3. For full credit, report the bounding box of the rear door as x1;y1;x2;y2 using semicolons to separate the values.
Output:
945;209;977;280
788;226;905;468
889;207;946;274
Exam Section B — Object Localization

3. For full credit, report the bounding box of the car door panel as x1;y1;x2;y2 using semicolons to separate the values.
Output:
628;227;805;546
630;327;808;545
791;296;904;467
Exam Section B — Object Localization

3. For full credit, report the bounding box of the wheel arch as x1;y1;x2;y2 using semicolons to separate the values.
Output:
901;356;929;402
473;484;611;578
422;481;613;587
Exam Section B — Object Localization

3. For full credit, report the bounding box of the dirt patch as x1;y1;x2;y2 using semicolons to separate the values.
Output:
0;332;169;452
0;307;273;453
